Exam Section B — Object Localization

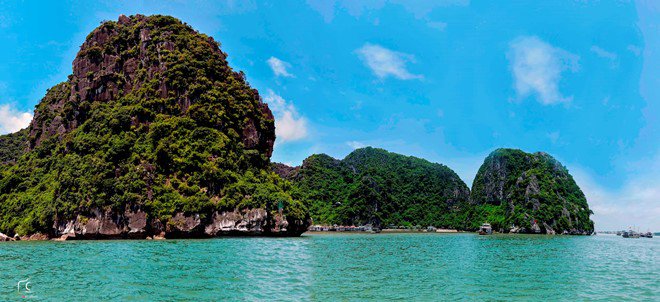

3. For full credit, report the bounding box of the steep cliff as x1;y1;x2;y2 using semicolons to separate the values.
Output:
469;148;593;234
276;147;471;229
0;14;309;239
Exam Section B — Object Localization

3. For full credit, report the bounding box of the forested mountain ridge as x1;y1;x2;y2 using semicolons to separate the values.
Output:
274;147;472;229
275;147;594;234
0;14;309;239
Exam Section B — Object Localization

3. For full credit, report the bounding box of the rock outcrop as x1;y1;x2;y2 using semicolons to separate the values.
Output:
45;207;306;240
0;232;14;241
271;162;300;180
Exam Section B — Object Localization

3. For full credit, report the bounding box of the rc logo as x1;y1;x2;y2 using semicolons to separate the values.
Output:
17;278;33;298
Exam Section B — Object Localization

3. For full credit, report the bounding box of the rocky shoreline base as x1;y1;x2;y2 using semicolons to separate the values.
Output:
0;207;310;241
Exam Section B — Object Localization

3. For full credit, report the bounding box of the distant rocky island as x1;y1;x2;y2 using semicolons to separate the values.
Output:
274;148;594;235
0;14;593;241
273;148;471;230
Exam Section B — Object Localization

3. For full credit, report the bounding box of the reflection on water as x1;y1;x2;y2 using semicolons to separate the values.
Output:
0;234;657;300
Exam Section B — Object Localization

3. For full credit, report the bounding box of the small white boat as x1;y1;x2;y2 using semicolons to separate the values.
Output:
478;223;492;235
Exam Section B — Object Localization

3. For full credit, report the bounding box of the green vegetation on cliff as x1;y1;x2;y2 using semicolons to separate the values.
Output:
277;147;471;229
0;128;27;164
468;148;594;234
0;15;307;236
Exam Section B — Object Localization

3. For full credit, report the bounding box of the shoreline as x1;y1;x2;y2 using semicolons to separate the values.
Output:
306;228;462;234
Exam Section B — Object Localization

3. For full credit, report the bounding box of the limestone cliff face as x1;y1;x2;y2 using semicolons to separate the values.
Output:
0;15;309;239
48;207;306;240
470;149;594;234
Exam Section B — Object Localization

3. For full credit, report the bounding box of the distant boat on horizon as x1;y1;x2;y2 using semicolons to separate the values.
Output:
622;229;641;238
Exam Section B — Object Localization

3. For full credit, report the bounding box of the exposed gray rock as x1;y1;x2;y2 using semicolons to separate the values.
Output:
543;222;556;235
530;220;542;234
126;209;147;237
19;233;49;241
166;213;202;236
53;207;148;239
205;209;267;236
0;232;14;241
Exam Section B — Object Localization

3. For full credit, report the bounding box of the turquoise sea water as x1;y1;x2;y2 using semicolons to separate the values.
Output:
0;233;657;301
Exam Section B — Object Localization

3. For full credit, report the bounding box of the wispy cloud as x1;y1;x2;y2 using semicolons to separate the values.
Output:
346;141;367;149
590;46;617;60
356;43;422;80
267;56;294;77
508;36;579;105
264;90;308;142
427;21;447;31
547;131;560;144
590;46;618;68
0;104;32;134
307;0;468;22
627;45;642;56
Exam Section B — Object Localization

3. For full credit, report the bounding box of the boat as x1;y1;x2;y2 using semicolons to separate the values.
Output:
641;232;653;238
478;223;492;235
622;229;640;238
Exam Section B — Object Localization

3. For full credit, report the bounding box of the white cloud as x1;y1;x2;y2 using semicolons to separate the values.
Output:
266;57;294;77
264;90;308;142
591;46;618;68
427;21;447;31
0;104;32;134
508;36;579;105
356;43;423;80
570;151;660;232
547;131;560;144
346;141;367;149
590;46;617;60
307;0;469;22
627;45;642;56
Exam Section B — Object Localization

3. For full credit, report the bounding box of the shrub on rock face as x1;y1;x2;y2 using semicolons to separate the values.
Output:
469;148;594;234
0;14;309;238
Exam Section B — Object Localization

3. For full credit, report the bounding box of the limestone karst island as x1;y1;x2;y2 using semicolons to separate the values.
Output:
1;4;658;301
0;15;595;240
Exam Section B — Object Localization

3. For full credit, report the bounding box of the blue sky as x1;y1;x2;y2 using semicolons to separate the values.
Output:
0;0;658;231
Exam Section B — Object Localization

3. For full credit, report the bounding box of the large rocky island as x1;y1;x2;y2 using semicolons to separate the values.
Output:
0;15;594;241
0;14;310;240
